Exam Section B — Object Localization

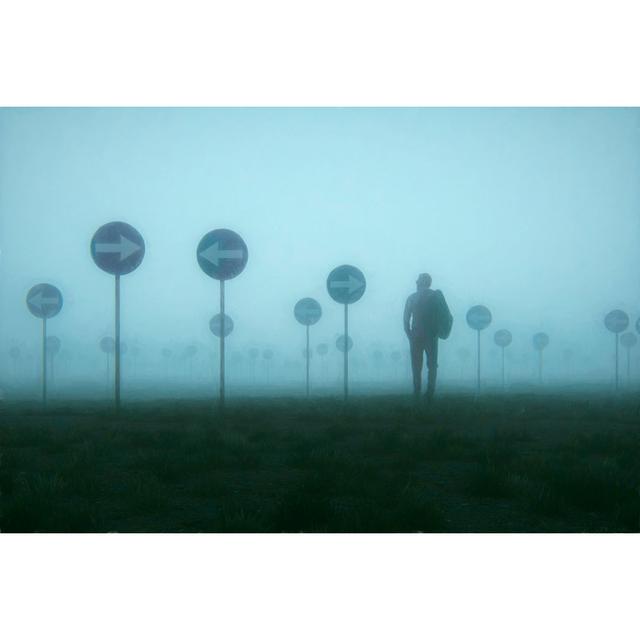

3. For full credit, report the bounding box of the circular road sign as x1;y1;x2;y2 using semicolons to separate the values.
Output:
620;332;637;349
248;347;260;360
336;334;354;353
263;349;274;361
327;265;366;304
210;313;234;337
26;284;63;319
294;298;322;326
100;337;115;354
494;329;512;348
533;332;550;351
184;345;197;359
161;348;173;359
91;222;145;276
317;343;329;356
605;310;629;334
9;346;20;360
197;229;248;281
466;305;492;331
46;336;61;355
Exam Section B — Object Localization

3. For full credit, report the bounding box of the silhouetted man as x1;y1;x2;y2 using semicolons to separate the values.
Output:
404;273;451;400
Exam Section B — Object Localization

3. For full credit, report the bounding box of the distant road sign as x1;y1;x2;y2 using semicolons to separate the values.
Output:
197;229;248;280
184;345;197;359
494;329;512;347
91;222;145;275
263;349;274;360
210;313;234;337
317;343;328;356
336;335;354;352
26;284;63;319
605;310;629;333
161;348;173;359
532;332;549;351
294;298;322;325
100;337;115;354
46;336;61;355
249;348;260;360
466;305;492;331
621;332;637;348
9;347;20;360
327;265;366;304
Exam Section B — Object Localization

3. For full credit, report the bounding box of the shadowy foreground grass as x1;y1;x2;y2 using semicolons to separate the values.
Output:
1;393;640;532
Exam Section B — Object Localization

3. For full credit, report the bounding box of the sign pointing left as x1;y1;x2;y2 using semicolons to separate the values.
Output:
26;283;63;405
26;283;63;319
199;241;245;268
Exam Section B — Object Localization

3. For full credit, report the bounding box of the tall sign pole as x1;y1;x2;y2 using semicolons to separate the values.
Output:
46;336;61;389
620;332;637;386
91;222;145;410
197;228;248;409
466;305;492;395
604;310;629;392
294;297;322;397
27;283;63;406
494;329;512;392
210;311;234;396
532;333;550;384
327;265;366;401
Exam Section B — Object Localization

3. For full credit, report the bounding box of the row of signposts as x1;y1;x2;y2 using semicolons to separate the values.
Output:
21;220;640;407
467;306;639;392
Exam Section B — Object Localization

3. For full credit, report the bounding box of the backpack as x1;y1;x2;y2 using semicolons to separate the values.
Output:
433;289;453;339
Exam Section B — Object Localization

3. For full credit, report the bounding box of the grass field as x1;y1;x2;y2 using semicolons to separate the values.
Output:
1;392;639;533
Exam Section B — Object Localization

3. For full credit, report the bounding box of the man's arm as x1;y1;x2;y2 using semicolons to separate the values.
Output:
403;295;413;337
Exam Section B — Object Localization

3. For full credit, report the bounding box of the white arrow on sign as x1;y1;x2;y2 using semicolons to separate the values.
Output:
29;291;59;311
199;241;244;267
330;275;364;295
96;235;142;262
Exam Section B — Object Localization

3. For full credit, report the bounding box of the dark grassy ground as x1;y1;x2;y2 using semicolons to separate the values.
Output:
1;393;640;532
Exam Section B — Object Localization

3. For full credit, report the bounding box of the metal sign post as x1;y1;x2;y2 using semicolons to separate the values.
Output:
294;297;322;397
91;221;145;410
466;305;492;394
494;329;512;391
532;333;550;384
27;283;63;406
197;228;248;409
620;332;637;386
604;310;629;392
327;265;366;400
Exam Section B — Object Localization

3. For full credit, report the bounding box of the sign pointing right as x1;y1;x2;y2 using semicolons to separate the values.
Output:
95;234;143;263
327;266;366;304
329;274;365;297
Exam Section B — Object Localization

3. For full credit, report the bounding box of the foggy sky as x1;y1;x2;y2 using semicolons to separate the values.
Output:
1;107;639;396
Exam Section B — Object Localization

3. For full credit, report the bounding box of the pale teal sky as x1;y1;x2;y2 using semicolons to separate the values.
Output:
1;108;639;388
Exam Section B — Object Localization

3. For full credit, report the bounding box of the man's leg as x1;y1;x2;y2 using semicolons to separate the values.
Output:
425;336;439;400
410;338;424;396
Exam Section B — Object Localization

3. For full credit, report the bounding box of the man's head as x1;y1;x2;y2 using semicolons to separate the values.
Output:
416;273;432;291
